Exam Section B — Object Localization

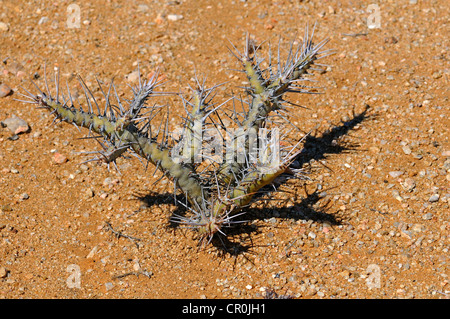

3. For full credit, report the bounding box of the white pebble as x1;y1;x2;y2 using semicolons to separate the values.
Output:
402;145;412;155
0;22;9;31
127;70;140;83
389;171;404;178
308;231;316;239
38;17;48;25
167;14;183;21
105;282;114;291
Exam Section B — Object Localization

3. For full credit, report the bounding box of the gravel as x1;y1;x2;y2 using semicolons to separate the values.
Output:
0;0;447;300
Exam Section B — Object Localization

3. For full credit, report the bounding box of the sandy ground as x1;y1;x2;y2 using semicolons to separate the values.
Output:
0;0;448;299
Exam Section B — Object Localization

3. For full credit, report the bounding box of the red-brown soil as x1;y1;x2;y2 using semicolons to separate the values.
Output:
0;0;448;299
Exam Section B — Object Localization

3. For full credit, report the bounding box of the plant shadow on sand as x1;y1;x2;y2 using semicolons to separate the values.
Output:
134;105;374;256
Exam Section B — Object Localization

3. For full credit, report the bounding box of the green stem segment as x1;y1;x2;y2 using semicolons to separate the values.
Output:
38;95;205;204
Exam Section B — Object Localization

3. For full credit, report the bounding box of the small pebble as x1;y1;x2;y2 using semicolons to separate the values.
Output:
6;61;24;75
392;190;403;202
422;213;433;220
432;71;442;79
1;115;29;134
428;194;439;202
132;262;141;272
401;178;416;192
8;134;19;141
38;17;48;25
0;266;7;278
0;22;8;31
105;282;114;291
154;13;164;24
86;245;98;259
411;224;425;233
85;188;95;198
103;177;113;186
126;70;140;83
389;171;404;178
402;146;412;155
53;152;68;164
16;71;26;80
0;83;12;97
167;14;183;21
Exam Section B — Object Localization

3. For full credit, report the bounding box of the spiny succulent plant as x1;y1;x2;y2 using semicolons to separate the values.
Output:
17;24;332;247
